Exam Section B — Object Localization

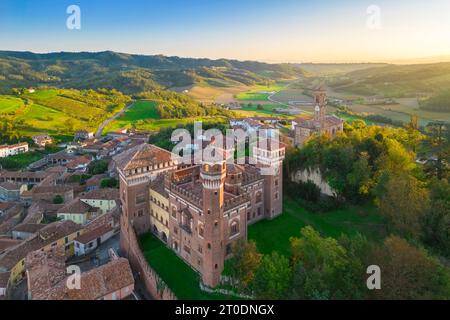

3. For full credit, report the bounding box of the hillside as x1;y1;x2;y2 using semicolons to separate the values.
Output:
0;88;131;142
331;62;450;98
0;51;305;94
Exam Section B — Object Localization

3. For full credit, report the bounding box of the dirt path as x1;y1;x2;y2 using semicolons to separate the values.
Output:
95;100;135;138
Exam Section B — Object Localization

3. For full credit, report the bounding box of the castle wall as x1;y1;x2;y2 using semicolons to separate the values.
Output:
119;217;177;300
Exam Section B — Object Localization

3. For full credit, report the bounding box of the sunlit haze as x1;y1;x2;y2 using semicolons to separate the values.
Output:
1;0;450;63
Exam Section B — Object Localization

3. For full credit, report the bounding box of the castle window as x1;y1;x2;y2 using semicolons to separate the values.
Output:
230;221;239;236
275;193;279;200
247;212;250;221
275;179;279;187
207;243;211;250
172;207;177;219
199;224;204;238
215;264;218;270
256;192;262;203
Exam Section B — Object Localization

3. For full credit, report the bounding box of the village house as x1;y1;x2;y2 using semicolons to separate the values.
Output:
32;134;53;147
79;188;119;215
0;182;27;202
31;185;74;203
57;199;100;225
74;130;94;141
26;247;134;300
0;142;29;159
66;155;92;173
74;224;115;256
12;224;45;240
0;220;82;286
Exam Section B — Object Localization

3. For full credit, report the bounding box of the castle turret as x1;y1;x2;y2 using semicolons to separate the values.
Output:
200;156;226;287
254;139;285;220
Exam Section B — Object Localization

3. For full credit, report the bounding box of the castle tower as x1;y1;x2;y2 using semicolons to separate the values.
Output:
200;157;227;287
314;84;327;123
254;140;285;220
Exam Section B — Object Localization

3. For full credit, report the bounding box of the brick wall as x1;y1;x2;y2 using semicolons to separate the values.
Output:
120;217;177;300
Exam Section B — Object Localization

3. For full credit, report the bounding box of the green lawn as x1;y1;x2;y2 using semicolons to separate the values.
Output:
139;234;238;300
0;152;45;170
248;198;386;257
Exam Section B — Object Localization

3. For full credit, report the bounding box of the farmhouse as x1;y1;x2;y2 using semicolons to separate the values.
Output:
0;142;29;158
32;134;53;147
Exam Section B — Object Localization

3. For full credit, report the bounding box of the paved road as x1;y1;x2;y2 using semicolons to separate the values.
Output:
95;100;135;138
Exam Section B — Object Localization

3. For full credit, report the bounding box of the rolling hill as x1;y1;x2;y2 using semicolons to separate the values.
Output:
0;51;305;94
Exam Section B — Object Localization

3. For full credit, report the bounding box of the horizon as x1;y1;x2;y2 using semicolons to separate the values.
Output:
2;49;450;66
1;0;450;64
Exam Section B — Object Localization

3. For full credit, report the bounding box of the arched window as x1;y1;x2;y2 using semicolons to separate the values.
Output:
230;220;239;236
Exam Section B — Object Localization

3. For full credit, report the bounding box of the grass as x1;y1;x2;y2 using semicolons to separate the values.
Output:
0;96;24;113
139;233;238;300
0;152;45;170
248;198;386;257
235;84;284;101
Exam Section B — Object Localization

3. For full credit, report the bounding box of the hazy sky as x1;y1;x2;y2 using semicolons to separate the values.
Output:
1;0;450;63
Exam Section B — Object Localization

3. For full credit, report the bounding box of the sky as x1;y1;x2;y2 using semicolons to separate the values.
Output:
1;0;450;63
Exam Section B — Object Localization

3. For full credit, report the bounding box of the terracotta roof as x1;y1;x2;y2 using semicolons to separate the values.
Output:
294;115;343;130
75;224;113;244
0;239;22;254
58;199;98;215
28;256;134;300
25;247;67;300
66;156;92;170
32;185;73;195
114;143;175;172
12;223;45;234
0;220;82;270
0;182;24;191
149;175;168;197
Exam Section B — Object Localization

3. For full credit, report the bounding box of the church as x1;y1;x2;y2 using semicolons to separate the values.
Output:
292;84;344;147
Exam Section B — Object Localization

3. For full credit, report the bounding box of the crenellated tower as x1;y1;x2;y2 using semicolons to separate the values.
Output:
200;157;227;287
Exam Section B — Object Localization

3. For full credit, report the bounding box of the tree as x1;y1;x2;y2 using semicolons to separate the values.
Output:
252;252;291;300
257;104;264;110
369;236;450;300
101;178;119;189
422;179;450;257
64;118;75;132
228;240;262;293
378;172;429;239
290;227;366;300
53;195;64;204
88;160;108;175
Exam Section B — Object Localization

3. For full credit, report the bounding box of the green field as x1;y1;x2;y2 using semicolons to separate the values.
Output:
235;84;284;101
139;234;238;300
0;96;24;114
105;100;229;132
0;89;131;138
249;198;386;257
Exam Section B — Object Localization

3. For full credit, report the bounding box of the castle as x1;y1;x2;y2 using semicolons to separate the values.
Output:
117;138;285;287
293;84;344;147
